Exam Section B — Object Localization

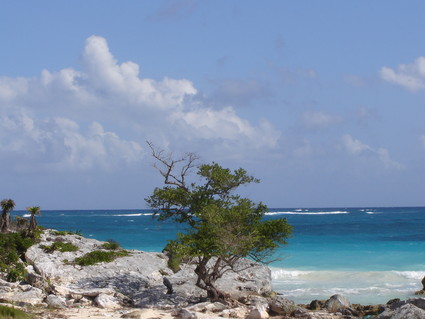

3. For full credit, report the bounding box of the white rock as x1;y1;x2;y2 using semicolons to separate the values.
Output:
94;293;120;309
246;305;269;319
46;294;67;309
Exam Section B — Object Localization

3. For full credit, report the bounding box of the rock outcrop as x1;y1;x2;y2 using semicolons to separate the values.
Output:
20;229;272;309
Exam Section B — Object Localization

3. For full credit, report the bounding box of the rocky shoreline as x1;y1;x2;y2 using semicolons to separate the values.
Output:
1;229;424;319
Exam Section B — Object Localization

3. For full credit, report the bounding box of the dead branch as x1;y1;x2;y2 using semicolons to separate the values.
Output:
147;141;200;191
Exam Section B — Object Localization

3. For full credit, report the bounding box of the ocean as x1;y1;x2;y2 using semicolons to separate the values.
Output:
14;207;425;305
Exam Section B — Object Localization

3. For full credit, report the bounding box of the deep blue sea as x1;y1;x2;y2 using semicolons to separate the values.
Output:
13;207;425;305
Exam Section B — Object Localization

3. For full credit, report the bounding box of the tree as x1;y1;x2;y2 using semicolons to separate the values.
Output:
145;143;292;300
26;206;41;232
1;199;16;233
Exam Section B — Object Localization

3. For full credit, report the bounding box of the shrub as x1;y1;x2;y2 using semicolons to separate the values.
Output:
7;263;27;282
41;241;79;253
102;240;120;250
52;230;82;236
74;250;129;266
0;231;39;282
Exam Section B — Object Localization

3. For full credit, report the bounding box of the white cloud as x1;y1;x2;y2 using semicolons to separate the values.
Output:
0;35;281;172
0;110;143;172
171;107;280;149
341;134;403;169
380;56;425;91
302;111;342;129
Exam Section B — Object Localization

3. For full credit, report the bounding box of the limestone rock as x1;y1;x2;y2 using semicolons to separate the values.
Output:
377;303;425;319
221;307;248;318
46;294;67;308
268;295;297;315
186;301;227;313
94;293;120;308
325;294;351;313
0;286;44;306
246;304;269;319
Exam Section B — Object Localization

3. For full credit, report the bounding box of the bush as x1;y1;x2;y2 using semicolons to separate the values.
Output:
7;263;27;282
41;241;79;253
0;231;39;282
0;305;32;318
74;250;129;266
52;230;82;236
102;240;120;250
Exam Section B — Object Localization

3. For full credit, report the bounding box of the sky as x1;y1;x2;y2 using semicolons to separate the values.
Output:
1;1;425;210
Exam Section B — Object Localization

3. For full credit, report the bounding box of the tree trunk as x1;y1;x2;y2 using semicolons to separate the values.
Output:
1;212;10;233
195;257;225;301
29;215;37;231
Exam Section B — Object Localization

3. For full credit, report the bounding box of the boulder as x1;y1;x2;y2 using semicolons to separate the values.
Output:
422;276;425;290
0;286;44;306
46;294;67;308
246;304;269;319
221;307;248;318
377;303;425;319
325;294;351;313
268;295;297;315
94;293;120;308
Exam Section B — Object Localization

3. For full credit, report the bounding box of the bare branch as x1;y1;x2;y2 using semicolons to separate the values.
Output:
147;141;200;190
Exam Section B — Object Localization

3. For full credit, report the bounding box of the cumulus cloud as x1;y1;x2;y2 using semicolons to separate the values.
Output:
0;35;281;173
0;110;143;172
380;56;425;91
302;111;342;130
341;134;403;170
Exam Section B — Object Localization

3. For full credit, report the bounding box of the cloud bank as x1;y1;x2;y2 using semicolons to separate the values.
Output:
0;36;281;173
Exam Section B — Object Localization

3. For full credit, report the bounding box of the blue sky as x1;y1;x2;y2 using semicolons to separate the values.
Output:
1;1;425;209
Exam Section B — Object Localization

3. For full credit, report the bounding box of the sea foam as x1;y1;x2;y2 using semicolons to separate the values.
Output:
266;211;349;215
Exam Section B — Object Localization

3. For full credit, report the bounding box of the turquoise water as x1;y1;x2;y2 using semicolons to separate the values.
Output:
15;207;425;305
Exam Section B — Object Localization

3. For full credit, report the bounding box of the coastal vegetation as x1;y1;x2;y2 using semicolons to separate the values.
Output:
26;206;40;232
0;231;35;282
1;198;16;233
146;143;293;300
0;305;32;318
102;240;121;250
74;249;129;266
40;241;79;253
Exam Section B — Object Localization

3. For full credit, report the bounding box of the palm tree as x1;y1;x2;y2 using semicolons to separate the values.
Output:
26;206;41;231
1;199;16;233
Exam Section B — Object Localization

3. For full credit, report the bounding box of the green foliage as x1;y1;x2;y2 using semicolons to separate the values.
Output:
7;263;26;282
0;305;32;318
41;241;79;253
102;240;120;250
52;230;82;236
74;250;129;266
0;231;37;282
146;153;293;299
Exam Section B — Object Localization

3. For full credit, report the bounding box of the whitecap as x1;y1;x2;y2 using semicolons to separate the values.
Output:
111;213;153;217
22;214;31;218
266;211;349;216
